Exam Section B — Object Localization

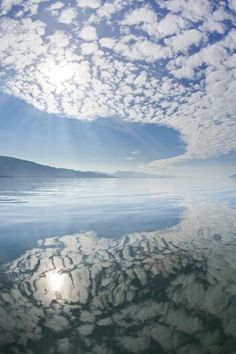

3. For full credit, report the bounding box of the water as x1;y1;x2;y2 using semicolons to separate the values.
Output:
0;177;184;263
0;177;236;354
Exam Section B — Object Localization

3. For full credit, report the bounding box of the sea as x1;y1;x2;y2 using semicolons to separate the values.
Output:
0;176;236;354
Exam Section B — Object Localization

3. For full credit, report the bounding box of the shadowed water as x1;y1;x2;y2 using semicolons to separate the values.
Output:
0;177;236;354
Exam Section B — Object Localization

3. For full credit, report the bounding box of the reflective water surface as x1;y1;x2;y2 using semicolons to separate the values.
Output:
0;178;185;263
0;177;236;354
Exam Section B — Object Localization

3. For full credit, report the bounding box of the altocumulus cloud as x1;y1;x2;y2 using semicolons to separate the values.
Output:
0;0;236;167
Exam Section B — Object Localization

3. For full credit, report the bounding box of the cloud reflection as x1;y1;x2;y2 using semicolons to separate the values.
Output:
0;204;236;353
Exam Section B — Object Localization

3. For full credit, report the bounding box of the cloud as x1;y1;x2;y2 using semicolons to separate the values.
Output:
79;25;97;41
99;37;116;49
92;1;124;22
123;9;187;39
125;156;136;160
80;42;98;55
122;6;157;26
160;0;213;22
0;0;236;167
109;35;171;63
76;0;101;9
0;0;42;16
58;7;77;24
125;150;142;160
131;150;141;155
165;29;203;53
228;0;236;12
47;2;64;16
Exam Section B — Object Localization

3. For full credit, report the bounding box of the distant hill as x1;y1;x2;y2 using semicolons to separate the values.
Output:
230;173;236;178
0;156;113;178
113;171;168;178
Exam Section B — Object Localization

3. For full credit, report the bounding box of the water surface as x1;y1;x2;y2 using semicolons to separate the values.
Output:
0;177;236;354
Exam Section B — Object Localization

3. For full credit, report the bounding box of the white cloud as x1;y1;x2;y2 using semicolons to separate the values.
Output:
122;6;157;26
58;7;77;24
76;0;101;9
201;19;225;34
151;13;186;36
122;8;188;41
95;1;122;20
111;36;171;63
0;0;42;16
165;29;202;53
202;44;228;67
0;17;46;71
81;42;98;55
79;25;97;41
228;0;236;12
47;1;64;16
160;0;213;22
99;37;116;49
48;31;70;48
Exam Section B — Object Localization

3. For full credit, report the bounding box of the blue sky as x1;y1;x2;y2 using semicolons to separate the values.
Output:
0;93;186;171
0;0;236;174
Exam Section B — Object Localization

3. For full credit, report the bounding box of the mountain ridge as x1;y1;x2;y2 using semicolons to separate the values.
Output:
0;156;113;178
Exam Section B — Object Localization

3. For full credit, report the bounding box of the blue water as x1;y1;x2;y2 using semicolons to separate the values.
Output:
0;177;185;263
0;177;236;263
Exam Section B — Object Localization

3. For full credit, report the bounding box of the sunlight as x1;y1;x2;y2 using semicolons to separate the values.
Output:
47;62;74;86
48;271;64;292
38;58;75;86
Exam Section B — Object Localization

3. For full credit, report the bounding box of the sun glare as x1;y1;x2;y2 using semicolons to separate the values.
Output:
48;271;64;292
47;63;74;85
39;59;75;86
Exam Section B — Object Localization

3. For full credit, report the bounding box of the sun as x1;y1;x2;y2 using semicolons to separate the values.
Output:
38;58;75;86
47;63;75;85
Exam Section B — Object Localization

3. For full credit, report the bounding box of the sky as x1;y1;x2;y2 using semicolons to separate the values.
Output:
0;0;236;175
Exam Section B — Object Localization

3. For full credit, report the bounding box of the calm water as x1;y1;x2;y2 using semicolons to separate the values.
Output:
0;177;236;354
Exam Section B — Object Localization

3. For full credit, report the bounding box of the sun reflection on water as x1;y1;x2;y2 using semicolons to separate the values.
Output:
47;271;64;292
